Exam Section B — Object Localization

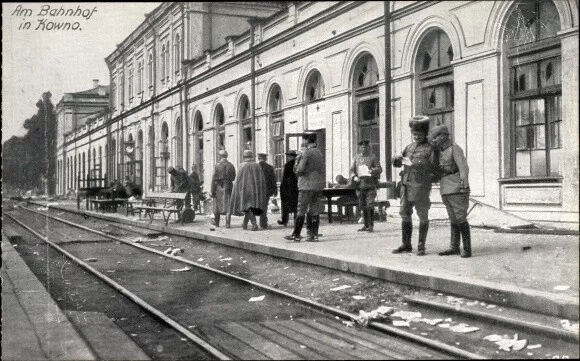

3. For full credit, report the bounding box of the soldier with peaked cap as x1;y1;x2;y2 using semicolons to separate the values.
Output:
349;139;382;232
278;150;299;226
430;124;472;258
285;132;325;242
257;152;278;229
210;149;236;228
228;150;267;231
391;116;439;256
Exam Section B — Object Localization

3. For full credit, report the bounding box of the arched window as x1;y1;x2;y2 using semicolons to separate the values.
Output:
239;96;252;153
137;60;143;94
269;85;284;181
416;29;455;134
306;71;325;102
353;53;380;162
174;34;181;75
175;116;183;167
504;0;562;177
128;67;134;100
136;130;143;186
165;41;170;81
148;126;156;189
215;104;226;155
193;112;204;183
161;122;170;187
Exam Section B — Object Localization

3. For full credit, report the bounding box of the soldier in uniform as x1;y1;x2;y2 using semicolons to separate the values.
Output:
257;153;278;229
284;132;325;242
392;116;438;256
430;125;472;258
278;150;298;226
210;150;236;228
349;140;382;232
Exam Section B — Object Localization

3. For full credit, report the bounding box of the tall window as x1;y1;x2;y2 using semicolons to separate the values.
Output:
137;60;143;94
148;53;154;91
239;96;252;153
353;54;380;162
215;104;226;154
306;71;325;102
174;34;181;75
148;126;156;189
416;29;455;134
165;42;170;81
128;67;134;100
136;130;143;186
175;116;183;167
111;79;116;109
161;122;169;187
161;44;166;81
505;0;561;177
269;86;284;181
193;112;204;182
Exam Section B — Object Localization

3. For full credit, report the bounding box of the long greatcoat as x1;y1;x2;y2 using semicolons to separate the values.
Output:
211;160;236;214
280;158;298;212
228;160;267;216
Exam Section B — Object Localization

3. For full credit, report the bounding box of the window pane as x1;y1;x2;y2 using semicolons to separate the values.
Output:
504;0;538;47
550;148;562;176
529;99;544;124
516;127;528;149
359;99;379;123
540;58;561;87
439;31;452;67
516;151;531;176
550;121;561;149
514;100;530;126
539;0;561;40
532;124;545;149
530;149;546;176
513;63;538;92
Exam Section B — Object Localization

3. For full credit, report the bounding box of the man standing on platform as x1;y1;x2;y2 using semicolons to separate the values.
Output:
430;125;472;258
258;153;278;229
189;164;202;211
278;150;298;226
350;140;382;232
210;150;236;228
284;132;325;242
229;150;267;231
391;116;438;256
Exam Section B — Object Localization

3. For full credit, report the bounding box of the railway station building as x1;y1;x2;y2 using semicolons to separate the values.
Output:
57;1;579;226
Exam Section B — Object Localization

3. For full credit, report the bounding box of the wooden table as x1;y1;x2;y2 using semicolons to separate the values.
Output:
321;187;357;223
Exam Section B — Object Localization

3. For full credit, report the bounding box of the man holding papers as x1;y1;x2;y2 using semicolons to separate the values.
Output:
349;140;382;232
392;116;439;255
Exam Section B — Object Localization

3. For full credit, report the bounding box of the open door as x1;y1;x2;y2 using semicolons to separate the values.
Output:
286;130;326;182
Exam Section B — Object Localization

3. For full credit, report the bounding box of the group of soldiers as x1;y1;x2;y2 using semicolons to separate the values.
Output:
166;115;472;257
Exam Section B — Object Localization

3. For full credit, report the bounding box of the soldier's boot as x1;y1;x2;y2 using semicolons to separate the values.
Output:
214;213;220;227
285;215;305;242
439;223;461;256
392;221;413;253
358;208;369;231
306;213;313;238
308;215;320;242
225;213;231;229
367;208;374;232
242;213;250;230
249;212;259;231
417;222;429;256
458;222;472;258
260;213;269;229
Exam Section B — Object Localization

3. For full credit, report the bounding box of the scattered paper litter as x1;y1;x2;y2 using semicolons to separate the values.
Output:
393;320;410;327
342;321;355;327
421;318;443;326
553;285;570;291
483;335;503;342
197;258;204;262
444;318;453;322
157;236;169;241
299;345;307;349
486;304;497;309
332;278;340;282
330;285;351;291
220;257;233;261
132;237;143;243
527;344;541;349
352;295;366;300
391;311;422;321
84;258;98;262
438;323;450;328
512;339;527;351
283;266;290;269
450;323;480;333
249;295;265;302
170;266;191;272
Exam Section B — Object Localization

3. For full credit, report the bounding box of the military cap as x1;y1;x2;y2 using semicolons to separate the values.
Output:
243;150;254;159
218;149;228;157
257;153;268;158
285;150;297;156
167;166;175;173
430;124;450;138
358;139;370;146
409;115;430;133
302;131;317;143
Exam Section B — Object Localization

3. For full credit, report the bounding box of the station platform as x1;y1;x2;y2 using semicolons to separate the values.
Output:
25;200;580;322
1;233;97;360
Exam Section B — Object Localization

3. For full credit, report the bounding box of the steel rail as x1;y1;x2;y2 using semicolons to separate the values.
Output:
5;211;232;361
19;206;486;360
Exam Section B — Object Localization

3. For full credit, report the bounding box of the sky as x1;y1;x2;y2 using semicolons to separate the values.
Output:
2;2;162;144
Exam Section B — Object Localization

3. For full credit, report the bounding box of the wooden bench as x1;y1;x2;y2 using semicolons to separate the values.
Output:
90;198;127;213
133;192;191;226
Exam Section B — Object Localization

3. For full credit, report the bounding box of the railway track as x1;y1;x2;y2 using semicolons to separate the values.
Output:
6;203;578;359
5;205;478;360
